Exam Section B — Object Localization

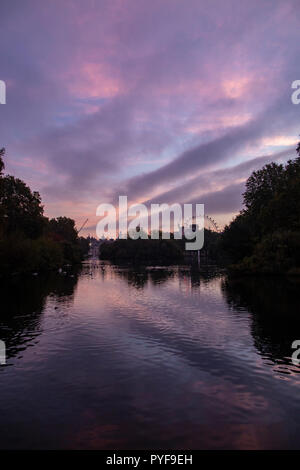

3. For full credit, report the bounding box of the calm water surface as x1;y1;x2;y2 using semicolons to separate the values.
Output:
1;261;300;449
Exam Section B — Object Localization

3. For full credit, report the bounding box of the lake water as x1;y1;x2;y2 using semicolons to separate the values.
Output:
1;261;300;449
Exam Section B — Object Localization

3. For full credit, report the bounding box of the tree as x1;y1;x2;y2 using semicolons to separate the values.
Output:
0;148;85;274
221;212;254;263
243;162;285;213
48;217;78;244
222;140;300;273
0;175;45;239
48;217;82;264
0;148;4;175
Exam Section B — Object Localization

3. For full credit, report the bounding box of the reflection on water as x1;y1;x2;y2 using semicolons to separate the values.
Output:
0;270;80;363
0;262;300;449
223;276;300;367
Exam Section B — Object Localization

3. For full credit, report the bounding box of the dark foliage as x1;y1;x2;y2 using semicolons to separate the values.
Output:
0;148;89;276
221;141;300;275
100;237;184;264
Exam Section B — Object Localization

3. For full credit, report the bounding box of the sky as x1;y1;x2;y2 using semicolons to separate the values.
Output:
1;0;300;235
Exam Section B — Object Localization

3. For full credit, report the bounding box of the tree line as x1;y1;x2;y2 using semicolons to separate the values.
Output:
0;148;89;276
2;138;300;276
221;141;300;275
100;139;300;274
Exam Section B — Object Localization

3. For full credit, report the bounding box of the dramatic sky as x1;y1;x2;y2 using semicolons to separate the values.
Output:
1;0;300;235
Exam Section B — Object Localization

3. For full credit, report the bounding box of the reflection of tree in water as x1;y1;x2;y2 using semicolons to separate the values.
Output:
113;265;223;292
148;269;175;286
113;268;149;288
222;276;300;363
48;270;81;305
190;266;223;288
0;271;80;363
113;266;175;289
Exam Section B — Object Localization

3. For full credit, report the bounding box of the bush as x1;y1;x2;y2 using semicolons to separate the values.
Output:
229;231;300;275
100;238;184;264
0;235;63;276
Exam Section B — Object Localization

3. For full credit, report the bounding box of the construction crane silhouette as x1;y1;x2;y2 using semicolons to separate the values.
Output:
76;218;88;235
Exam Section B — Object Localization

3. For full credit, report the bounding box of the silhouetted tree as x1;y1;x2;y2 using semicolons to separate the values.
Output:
0;148;86;275
0;148;5;175
222;141;300;274
48;217;82;264
0;175;45;238
48;217;78;244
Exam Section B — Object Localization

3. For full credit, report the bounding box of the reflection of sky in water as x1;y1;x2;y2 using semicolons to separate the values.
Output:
0;263;300;449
